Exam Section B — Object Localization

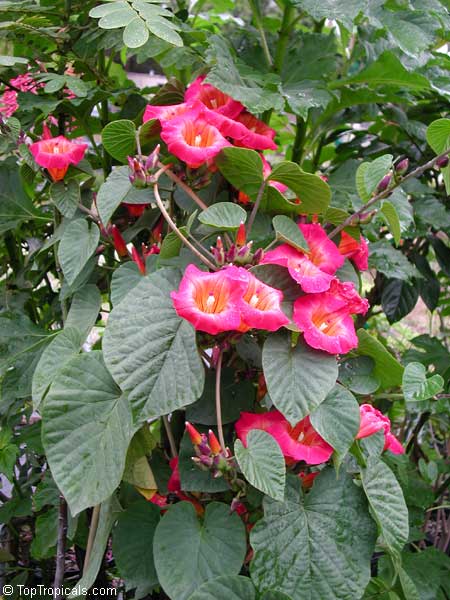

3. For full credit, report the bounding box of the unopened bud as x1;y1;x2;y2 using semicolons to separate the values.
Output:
359;210;377;224
252;247;264;265
211;345;221;368
131;246;146;275
145;144;160;171
395;158;409;175
128;156;147;188
111;225;128;257
436;155;449;169
208;430;222;455
376;173;392;193
185;421;202;446
212;236;225;266
236;221;246;247
225;244;237;263
125;203;148;218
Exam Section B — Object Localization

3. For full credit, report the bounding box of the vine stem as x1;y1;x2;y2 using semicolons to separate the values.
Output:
157;162;208;211
153;182;218;270
248;0;273;68
163;415;178;458
328;148;450;239
247;181;266;235
83;504;100;575
53;497;67;599
215;348;227;454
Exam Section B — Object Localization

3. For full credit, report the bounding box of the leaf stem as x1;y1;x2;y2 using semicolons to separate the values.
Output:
83;504;100;575
215;347;227;454
328;148;450;239
248;0;273;68
157;162;208;211
53;496;67;600
247;181;266;235
273;3;295;73
163;415;178;458
153;182;218;270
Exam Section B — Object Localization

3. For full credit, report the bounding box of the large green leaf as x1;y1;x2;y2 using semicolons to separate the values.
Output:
262;332;338;425
235;430;286;502
110;261;143;307
310;384;360;464
381;278;419;324
356;155;393;200
42;352;133;515
216;147;264;200
402;362;444;402
103;268;205;425
369;241;419;281
426;118;450;193
50;180;80;218
96;166;154;225
102;119;137;163
153;501;247;600
356;330;404;388
32;327;83;410
198;202;247;230
58;219;100;286
381;201;401;246
250;470;377;600
65;284;102;339
361;458;409;554
293;0;365;29
112;499;160;598
188;576;256;600
268;162;331;214
338;356;380;395
272;215;309;252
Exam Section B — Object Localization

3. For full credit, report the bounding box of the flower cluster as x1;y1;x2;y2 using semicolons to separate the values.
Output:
261;222;369;354
0;72;41;118
171;263;289;335
143;75;276;168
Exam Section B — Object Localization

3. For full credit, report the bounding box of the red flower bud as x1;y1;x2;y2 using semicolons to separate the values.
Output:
131;246;146;275
376;173;392;193
185;421;202;446
111;225;128;257
208;430;222;455
125;203;148;217
395;158;409;175
236;221;246;247
436;155;449;169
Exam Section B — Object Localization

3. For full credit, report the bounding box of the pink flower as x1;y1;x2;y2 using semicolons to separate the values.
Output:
160;106;231;169
226;266;289;332
262;224;344;293
143;102;191;124
233;111;277;150
235;410;333;465
293;280;368;354
184;75;243;118
338;231;369;271
29;134;88;181
170;264;247;335
356;404;404;454
0;73;40;118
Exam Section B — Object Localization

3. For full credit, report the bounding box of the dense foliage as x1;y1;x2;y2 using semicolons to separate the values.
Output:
0;1;450;599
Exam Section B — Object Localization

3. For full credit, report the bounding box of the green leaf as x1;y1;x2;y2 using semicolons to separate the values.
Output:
361;458;409;554
381;278;419;324
98;7;136;28
335;259;360;291
339;356;380;395
262;332;338;425
310;384;360;464
102;119;137;163
293;0;365;29
146;17;183;47
272;215;309;252
110;261;143;306
216;147;264;200
198;202;247;230
188;576;256;600
235;430;286;502
65;284;102;339
381;201;401;245
44;77;66;94
153;502;247;600
112;499;160;598
356;330;404;389
268;161;331;214
426;119;450;192
68;496;122;599
123;17;149;48
97;165;154;224
0;55;28;66
58;219;100;286
0;444;18;481
122;427;157;491
30;508;58;559
402;362;444;402
89;2;131;19
42;352;133;516
250;470;377;600
103;268;205;425
369;241;419;281
32;327;83;410
50;180;80;218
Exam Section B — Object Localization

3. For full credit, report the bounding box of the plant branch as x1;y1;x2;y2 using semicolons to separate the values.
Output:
248;0;273;68
158;163;208;211
247;181;266;235
163;415;178;458
153;182;218;270
53;496;67;599
274;4;294;73
328;148;450;239
291;116;307;165
215;347;226;453
83;504;100;575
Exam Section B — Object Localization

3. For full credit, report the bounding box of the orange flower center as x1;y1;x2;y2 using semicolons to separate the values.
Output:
197;88;230;110
243;279;275;312
181;121;217;147
193;279;230;314
311;306;347;336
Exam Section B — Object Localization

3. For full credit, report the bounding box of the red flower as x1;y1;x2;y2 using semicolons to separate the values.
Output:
111;225;128;257
299;471;319;490
293;279;368;354
184;75;243;118
29;134;87;181
356;404;404;454
235;410;333;465
124;203;148;217
338;231;369;271
233;111;277;150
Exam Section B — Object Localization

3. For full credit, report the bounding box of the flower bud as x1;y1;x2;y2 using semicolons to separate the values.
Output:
208;430;222;455
395;158;409;175
128;156;147;188
185;421;202;446
225;244;237;263
230;498;247;516
131;246;146;275
211;236;225;266
436;155;449;169
236;221;246;247
111;225;128;257
125;203;148;218
252;247;264;265
145;144;160;171
376;173;392;193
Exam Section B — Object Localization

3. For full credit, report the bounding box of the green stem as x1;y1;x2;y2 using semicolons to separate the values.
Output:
247;181;266;235
291;116;307;164
248;0;273;69
273;4;295;73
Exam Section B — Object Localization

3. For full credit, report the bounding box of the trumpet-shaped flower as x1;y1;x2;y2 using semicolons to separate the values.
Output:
338;231;369;271
233;111;277;150
184;75;243;118
235;410;333;465
262;224;344;293
226;266;289;332
170;264;247;335
160;107;231;169
356;404;404;454
143;102;191;124
29;134;88;181
293;280;368;354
